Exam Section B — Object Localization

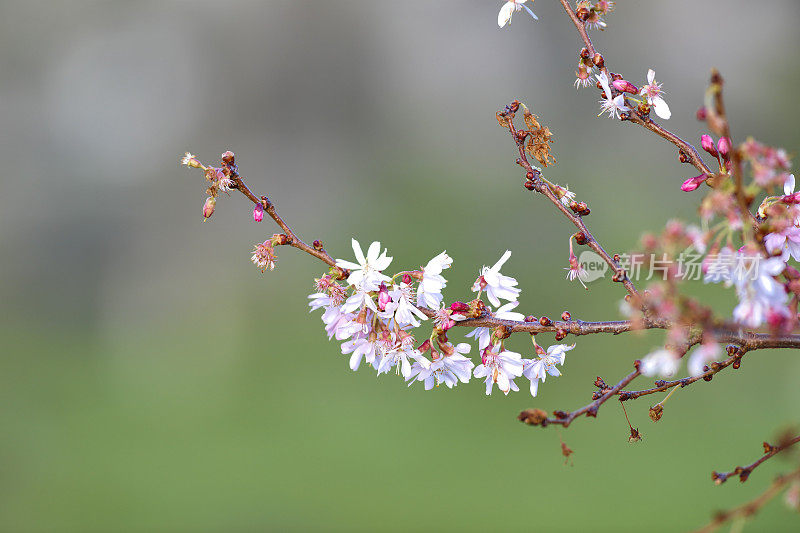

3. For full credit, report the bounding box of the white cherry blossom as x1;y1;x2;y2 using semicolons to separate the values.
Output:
336;239;392;291
416;251;452;309
472;250;521;307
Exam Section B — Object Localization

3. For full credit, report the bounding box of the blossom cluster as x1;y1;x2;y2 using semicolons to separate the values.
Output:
307;239;574;396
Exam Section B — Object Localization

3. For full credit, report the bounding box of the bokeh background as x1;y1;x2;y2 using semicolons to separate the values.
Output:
2;1;800;531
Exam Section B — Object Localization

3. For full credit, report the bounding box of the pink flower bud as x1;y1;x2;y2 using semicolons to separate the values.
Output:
202;197;216;219
700;134;718;158
612;79;638;94
253;203;264;222
402;273;413;285
450;301;469;313
717;137;731;160
377;283;391;311
681;174;707;192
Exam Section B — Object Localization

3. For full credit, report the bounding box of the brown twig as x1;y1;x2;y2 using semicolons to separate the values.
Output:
712;434;800;484
693;467;800;533
533;362;642;428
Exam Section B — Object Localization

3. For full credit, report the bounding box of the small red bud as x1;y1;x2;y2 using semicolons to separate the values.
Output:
221;151;235;164
696;107;707;121
526;171;535;180
524;181;536;191
575;232;587;245
539;316;552;327
524;315;538;322
561;311;571;321
402;273;413;284
579;47;590;59
313;239;323;250
253;203;264;222
202;197;216;219
592;53;604;68
576;7;590;21
555;329;567;341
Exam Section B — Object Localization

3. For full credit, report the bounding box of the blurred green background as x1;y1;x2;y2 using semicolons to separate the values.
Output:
2;1;800;531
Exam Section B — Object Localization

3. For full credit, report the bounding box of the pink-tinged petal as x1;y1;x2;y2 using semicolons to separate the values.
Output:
785;174;796;196
647;69;656;84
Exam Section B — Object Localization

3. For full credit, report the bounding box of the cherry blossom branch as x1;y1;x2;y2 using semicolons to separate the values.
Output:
521;333;800;429
194;151;800;350
501;104;640;298
712;434;800;484
216;152;343;273
556;0;713;177
693;467;800;533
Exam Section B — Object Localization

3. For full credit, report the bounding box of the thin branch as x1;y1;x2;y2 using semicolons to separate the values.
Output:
502;108;640;298
712;434;800;484
693;467;800;533
556;0;713;177
531;363;643;428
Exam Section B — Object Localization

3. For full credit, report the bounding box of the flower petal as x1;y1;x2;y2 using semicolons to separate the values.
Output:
498;2;514;27
652;96;671;120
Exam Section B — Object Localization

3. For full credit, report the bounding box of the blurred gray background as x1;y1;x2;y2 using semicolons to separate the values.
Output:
1;1;799;531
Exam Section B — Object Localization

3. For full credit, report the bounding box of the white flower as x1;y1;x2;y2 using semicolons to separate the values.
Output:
522;344;574;396
466;301;525;350
732;255;788;327
381;283;428;328
472;250;521;307
341;287;378;314
408;343;474;390
639;69;671;120
687;342;721;377
596;72;629;119
377;342;429;379
322;307;357;341
640;348;680;378
336;239;392;291
473;345;523;395
308;292;333;312
498;0;538;28
416;251;452;309
341;335;379;371
785;173;796;196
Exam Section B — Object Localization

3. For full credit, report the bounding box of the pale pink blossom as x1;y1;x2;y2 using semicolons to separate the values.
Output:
639;69;671;120
473;345;523;395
